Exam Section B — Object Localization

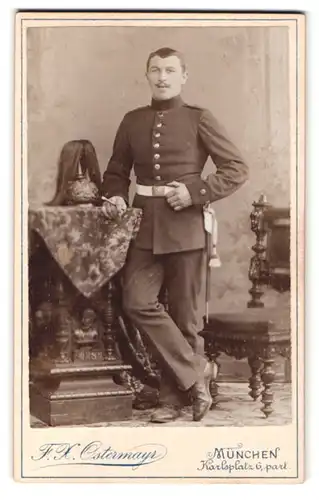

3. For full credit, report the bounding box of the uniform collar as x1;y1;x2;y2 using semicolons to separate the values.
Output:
151;95;184;111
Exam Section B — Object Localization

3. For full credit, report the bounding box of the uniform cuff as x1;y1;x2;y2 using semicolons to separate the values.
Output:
102;190;129;205
185;179;213;206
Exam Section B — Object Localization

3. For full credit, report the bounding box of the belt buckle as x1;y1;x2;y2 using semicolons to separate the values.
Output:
152;186;165;197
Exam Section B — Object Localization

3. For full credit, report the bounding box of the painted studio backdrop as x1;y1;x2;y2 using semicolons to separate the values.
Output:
27;26;290;378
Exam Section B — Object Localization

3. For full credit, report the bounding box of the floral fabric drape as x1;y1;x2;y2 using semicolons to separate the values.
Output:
28;205;142;298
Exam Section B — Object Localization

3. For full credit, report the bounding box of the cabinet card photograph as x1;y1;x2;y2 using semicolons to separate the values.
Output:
14;11;305;483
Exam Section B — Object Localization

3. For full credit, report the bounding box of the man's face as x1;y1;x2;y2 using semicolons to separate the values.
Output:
146;55;188;101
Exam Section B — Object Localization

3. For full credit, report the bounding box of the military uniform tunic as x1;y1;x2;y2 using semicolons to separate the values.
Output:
102;95;248;254
102;95;249;393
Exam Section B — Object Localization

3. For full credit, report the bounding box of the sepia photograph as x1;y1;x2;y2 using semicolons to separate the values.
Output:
14;11;305;482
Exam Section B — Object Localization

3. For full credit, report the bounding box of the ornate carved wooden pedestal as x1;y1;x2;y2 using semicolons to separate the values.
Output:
29;262;133;426
200;195;291;418
28;206;143;426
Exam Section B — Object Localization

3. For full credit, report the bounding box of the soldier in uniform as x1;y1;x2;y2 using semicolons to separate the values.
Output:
102;47;249;423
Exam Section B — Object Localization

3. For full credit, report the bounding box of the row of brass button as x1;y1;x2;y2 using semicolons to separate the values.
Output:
153;112;165;181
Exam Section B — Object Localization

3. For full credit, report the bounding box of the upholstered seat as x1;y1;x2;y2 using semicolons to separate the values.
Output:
206;307;290;336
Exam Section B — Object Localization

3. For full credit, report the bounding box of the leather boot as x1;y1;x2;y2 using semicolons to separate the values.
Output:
191;362;214;422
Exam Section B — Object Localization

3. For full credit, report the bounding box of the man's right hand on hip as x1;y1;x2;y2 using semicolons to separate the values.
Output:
101;196;127;219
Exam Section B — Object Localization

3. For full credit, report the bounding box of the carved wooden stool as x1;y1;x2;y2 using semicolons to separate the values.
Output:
200;195;291;418
202;308;290;417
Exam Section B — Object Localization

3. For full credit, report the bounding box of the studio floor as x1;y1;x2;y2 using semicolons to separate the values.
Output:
31;382;292;428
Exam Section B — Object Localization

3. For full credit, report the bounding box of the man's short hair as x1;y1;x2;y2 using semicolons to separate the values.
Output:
146;47;186;72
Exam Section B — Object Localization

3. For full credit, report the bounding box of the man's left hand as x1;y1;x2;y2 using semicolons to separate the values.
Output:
165;181;193;211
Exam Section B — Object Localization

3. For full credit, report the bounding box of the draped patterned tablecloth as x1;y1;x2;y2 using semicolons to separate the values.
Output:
28;205;142;298
28;205;160;409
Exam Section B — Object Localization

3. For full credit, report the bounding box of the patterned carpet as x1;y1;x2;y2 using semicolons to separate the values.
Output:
30;382;292;428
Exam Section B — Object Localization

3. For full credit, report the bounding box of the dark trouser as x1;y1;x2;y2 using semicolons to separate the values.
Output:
122;244;206;392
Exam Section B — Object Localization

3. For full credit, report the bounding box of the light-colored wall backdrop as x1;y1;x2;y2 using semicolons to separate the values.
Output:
27;26;290;313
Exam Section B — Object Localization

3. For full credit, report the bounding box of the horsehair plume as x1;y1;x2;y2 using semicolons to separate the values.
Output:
80;139;102;192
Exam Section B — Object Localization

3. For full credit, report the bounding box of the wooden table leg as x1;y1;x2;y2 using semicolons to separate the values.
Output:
55;278;73;363
260;351;276;418
103;280;118;362
205;343;220;409
248;356;263;401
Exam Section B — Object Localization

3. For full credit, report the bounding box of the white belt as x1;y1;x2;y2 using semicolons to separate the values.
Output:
136;184;173;197
135;183;221;268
